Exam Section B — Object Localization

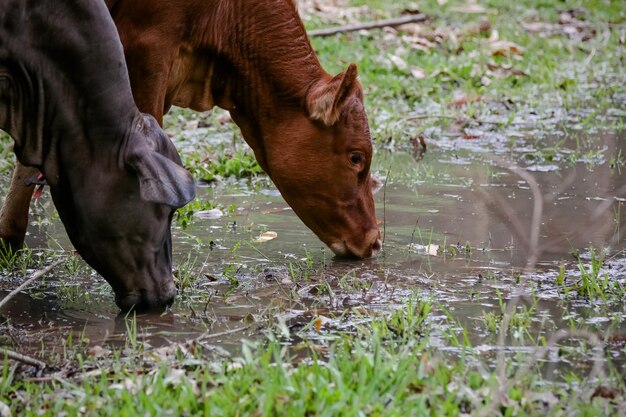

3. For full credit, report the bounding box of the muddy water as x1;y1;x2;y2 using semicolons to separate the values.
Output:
1;131;625;365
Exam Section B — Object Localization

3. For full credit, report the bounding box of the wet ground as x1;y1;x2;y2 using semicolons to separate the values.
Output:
1;129;625;373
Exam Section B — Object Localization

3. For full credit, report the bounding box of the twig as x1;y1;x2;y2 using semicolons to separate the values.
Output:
406;114;503;127
382;169;391;244
309;14;429;37
407;114;460;121
0;258;64;310
198;325;252;340
1;347;47;368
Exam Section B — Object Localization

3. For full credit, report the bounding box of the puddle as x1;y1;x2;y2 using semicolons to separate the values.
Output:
1;130;625;370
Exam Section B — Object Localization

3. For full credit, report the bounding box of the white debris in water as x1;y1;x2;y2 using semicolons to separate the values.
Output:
525;164;560;172
408;243;440;256
194;208;224;219
585;316;610;325
255;231;278;243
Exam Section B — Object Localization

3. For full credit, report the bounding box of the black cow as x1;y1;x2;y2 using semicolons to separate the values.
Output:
0;0;196;311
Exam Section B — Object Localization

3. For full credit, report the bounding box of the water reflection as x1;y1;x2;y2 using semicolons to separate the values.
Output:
1;131;624;361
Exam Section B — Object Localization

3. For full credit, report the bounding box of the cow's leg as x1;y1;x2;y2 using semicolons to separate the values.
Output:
0;162;37;251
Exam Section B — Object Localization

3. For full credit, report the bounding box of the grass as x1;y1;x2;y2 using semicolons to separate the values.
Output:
2;298;623;416
1;0;625;415
305;0;626;164
554;247;626;302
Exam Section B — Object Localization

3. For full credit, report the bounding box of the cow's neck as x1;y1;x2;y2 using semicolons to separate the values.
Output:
169;0;325;173
0;1;140;183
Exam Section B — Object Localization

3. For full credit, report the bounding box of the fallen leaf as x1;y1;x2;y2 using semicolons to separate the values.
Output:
448;94;483;108
451;2;488;14
397;23;423;36
463;128;483;139
449;95;468;108
486;62;528;78
490;40;524;57
254;231;278;243
389;55;408;71
110;378;137;393
411;67;426;79
465;20;492;36
410;135;427;160
87;345;111;358
591;386;619;400
314;317;322;333
521;21;556;34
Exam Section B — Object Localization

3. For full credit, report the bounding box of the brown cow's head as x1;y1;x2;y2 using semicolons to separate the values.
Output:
259;64;381;258
47;115;195;312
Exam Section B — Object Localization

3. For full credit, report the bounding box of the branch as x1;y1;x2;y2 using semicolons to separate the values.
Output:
309;14;429;37
0;258;65;310
1;347;47;369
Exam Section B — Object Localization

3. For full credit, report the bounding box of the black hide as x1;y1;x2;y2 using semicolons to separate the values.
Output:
0;0;196;311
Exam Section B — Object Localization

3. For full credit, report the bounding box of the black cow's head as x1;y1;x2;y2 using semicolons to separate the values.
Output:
0;0;195;311
47;115;195;311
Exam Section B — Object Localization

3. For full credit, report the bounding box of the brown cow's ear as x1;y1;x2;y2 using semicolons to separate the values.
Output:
126;151;196;208
307;63;358;126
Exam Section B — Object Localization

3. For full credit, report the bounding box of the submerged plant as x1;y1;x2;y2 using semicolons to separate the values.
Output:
554;247;625;302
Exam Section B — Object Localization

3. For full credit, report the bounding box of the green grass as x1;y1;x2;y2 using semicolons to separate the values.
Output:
2;298;623;416
555;247;626;301
1;0;625;415
305;0;626;158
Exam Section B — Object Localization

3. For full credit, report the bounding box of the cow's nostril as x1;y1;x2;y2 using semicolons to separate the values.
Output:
115;287;175;312
372;239;382;253
161;280;177;307
115;293;141;312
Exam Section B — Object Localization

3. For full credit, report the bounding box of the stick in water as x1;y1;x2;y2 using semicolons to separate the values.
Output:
0;258;64;310
1;348;47;369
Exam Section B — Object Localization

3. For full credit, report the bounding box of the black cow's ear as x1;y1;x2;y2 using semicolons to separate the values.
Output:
126;152;196;208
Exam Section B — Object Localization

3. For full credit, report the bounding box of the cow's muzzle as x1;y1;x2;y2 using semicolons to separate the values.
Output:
330;229;382;259
115;279;177;312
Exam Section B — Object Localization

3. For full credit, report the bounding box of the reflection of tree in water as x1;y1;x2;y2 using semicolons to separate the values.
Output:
480;132;626;269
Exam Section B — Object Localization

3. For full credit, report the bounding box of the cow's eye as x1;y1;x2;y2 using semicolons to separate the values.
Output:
349;152;364;165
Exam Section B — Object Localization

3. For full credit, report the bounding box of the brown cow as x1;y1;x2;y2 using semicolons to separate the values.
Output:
0;0;195;311
0;0;381;258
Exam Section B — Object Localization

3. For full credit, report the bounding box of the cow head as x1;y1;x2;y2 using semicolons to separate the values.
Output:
0;0;196;312
47;114;195;312
258;64;381;258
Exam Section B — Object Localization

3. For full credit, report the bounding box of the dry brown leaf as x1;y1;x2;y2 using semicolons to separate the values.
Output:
522;21;556;34
314;317;322;332
451;1;488;14
490;40;524;57
463;128;483;139
466;20;492;36
591;386;619;400
397;23;424;36
87;345;111;358
448;94;483;108
486;62;528;78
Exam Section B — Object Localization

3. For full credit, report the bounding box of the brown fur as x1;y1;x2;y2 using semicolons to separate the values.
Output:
3;0;381;258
